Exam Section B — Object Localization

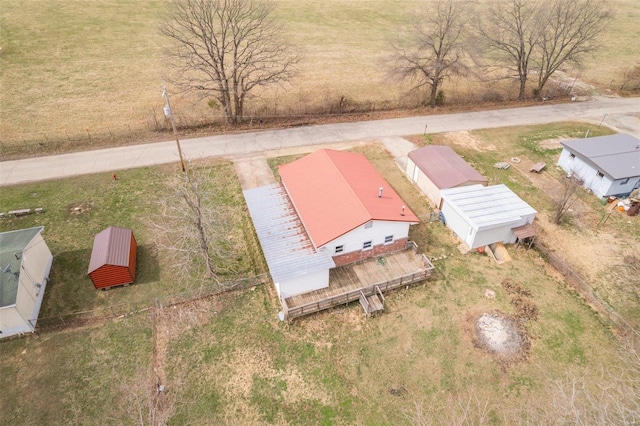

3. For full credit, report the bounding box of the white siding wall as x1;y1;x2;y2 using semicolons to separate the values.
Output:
277;268;330;299
558;149;614;197
323;220;412;255
406;158;418;183
0;306;31;337
441;203;537;249
440;201;471;245
607;176;640;197
418;173;442;208
15;234;52;328
1;234;53;338
473;222;518;248
406;159;442;208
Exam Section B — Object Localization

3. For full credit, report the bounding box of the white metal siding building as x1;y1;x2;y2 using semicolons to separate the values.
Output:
243;184;335;299
440;185;537;250
557;134;640;198
0;227;53;339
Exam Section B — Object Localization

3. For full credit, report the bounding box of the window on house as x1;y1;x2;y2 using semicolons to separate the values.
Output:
570;153;576;159
335;245;344;254
621;178;630;185
363;241;372;250
364;221;373;229
596;171;604;178
384;235;393;244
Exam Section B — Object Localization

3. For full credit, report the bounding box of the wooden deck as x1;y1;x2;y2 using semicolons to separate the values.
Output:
281;246;435;319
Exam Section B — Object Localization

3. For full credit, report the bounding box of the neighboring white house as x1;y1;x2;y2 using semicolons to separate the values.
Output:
244;149;419;299
0;227;53;339
557;134;640;198
440;184;537;250
406;145;488;208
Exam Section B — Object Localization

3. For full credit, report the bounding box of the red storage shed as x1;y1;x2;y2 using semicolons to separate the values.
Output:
88;226;137;289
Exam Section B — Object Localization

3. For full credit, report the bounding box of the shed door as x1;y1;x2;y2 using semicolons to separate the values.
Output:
412;166;419;183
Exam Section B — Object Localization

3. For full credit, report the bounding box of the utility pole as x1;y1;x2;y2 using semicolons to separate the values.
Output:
162;86;186;172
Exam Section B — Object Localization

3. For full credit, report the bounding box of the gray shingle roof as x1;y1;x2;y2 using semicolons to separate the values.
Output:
560;134;640;180
243;183;335;283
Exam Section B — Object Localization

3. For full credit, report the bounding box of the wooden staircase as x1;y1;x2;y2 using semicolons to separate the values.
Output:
359;286;385;316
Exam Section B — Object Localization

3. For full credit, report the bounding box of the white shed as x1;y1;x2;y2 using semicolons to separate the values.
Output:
440;185;537;250
406;145;488;208
0;227;53;339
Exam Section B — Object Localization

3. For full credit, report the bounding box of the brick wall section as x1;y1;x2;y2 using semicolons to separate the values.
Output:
332;238;408;267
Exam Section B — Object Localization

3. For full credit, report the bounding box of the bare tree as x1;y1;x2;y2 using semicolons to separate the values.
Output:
477;0;543;100
541;338;640;424
150;166;239;284
478;0;610;99
389;0;469;108
618;64;640;93
407;387;495;425
553;172;582;224
160;0;300;125
534;0;611;96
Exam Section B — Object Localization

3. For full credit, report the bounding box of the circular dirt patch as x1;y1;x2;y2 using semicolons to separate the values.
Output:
473;312;529;365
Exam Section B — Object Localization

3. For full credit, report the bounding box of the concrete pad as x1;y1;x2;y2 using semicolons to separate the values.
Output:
233;156;276;190
381;137;418;171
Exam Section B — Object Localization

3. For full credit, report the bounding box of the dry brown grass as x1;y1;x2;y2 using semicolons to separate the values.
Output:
1;0;638;152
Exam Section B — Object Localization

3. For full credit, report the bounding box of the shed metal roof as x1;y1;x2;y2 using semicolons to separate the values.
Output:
440;184;537;231
88;226;133;274
243;183;335;283
560;134;640;180
408;145;488;189
0;227;44;308
279;149;419;248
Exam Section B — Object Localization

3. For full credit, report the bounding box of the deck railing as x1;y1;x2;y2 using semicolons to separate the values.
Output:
282;258;435;319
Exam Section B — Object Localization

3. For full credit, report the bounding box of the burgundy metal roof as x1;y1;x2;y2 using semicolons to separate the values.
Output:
408;145;488;189
88;226;133;274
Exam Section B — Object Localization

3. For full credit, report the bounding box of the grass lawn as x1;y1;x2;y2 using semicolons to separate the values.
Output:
1;123;638;424
0;160;260;321
0;313;153;424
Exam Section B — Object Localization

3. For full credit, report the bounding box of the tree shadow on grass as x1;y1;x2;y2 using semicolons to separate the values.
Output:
40;243;160;318
136;243;160;285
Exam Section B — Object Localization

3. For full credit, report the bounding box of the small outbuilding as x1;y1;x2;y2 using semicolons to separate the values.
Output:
557;134;640;198
440;184;537;250
406;145;488;208
0;227;53;339
88;226;137;289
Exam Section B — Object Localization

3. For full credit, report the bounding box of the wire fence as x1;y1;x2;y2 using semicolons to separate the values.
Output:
535;242;640;344
35;274;270;330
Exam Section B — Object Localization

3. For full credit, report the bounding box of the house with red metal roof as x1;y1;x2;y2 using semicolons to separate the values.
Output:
406;145;488;209
279;149;419;267
243;149;420;300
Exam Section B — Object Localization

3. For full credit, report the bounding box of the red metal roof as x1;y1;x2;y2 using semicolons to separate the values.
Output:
408;145;488;189
279;149;419;248
88;226;134;274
